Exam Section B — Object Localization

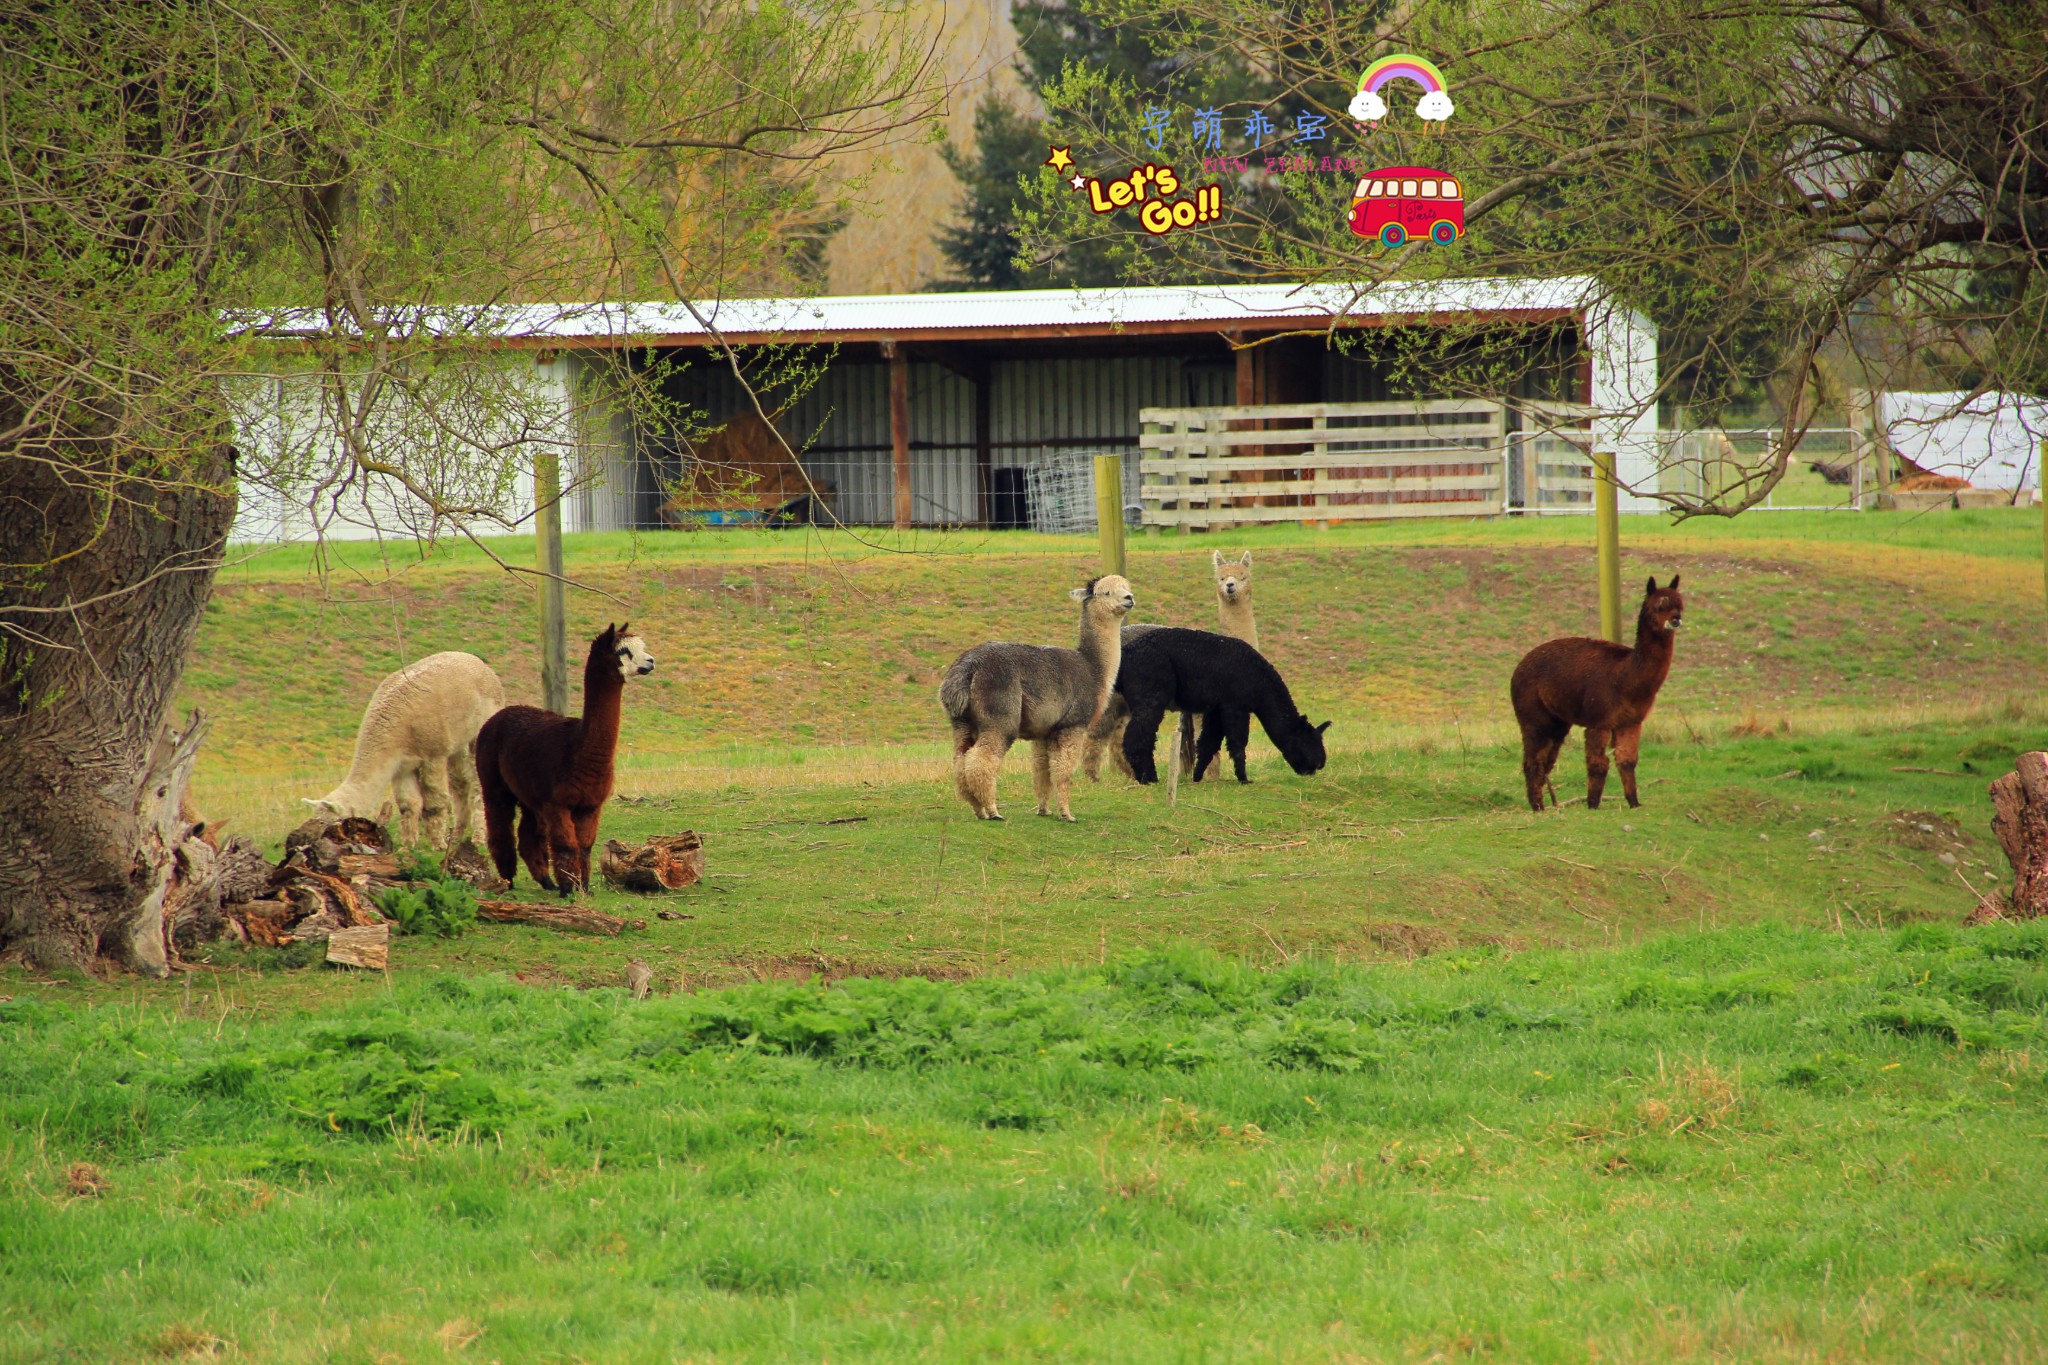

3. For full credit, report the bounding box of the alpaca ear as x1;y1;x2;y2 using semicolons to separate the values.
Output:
1069;586;1091;602
1239;551;1252;568
1315;720;1331;735
1212;549;1223;570
1667;574;1680;590
1645;576;1658;593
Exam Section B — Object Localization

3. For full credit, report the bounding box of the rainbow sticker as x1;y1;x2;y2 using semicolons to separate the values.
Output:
1359;53;1448;96
1350;53;1454;128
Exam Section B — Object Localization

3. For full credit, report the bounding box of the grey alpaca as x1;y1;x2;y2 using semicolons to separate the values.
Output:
940;575;1135;821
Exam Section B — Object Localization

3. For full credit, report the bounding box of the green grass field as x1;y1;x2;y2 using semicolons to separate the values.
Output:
5;510;2046;1362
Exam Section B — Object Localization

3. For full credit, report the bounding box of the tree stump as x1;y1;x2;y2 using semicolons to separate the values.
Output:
1986;752;2048;920
600;832;705;892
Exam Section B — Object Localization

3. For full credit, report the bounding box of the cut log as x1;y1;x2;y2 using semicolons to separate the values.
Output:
326;924;391;970
444;838;509;893
476;899;645;936
600;832;705;892
1986;752;2048;921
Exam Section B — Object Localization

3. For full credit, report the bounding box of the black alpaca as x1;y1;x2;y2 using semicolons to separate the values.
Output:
1115;628;1330;785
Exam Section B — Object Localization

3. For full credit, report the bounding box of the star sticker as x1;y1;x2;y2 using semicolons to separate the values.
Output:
1069;172;1087;191
1044;145;1075;172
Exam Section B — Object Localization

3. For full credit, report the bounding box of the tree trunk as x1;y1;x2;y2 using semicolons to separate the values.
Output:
0;440;235;974
1987;752;2048;921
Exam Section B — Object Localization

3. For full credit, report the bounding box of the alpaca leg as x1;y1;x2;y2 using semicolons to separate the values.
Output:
445;745;478;849
573;807;602;893
1082;697;1126;782
390;765;424;846
416;758;452;850
516;804;556;891
1048;729;1085;821
1121;705;1165;785
1225;711;1252;784
1031;739;1055;817
1109;716;1139;781
1176;712;1198;776
1519;719;1568;812
546;806;583;897
951;724;980;812
1191;713;1226;784
1584;727;1612;810
478;752;518;881
1614;725;1644;808
960;735;1011;820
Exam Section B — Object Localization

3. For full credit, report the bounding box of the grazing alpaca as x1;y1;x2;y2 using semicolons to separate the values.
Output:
1116;628;1330;785
306;652;506;848
1086;550;1260;782
1510;576;1684;812
941;575;1135;821
475;624;656;895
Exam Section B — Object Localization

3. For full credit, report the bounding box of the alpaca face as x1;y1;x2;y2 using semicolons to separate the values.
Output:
1643;576;1684;634
614;634;657;677
1283;716;1332;775
1072;574;1136;616
1212;550;1252;604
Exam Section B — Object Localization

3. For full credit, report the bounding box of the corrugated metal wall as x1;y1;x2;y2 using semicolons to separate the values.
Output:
575;331;1578;530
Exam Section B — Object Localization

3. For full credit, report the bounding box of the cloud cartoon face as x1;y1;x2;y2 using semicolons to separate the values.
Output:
1415;90;1456;122
1348;89;1388;122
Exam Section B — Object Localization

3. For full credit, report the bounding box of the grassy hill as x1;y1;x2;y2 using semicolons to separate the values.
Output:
6;508;2045;1362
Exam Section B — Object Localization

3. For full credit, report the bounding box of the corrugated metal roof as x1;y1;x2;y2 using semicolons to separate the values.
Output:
490;277;1604;346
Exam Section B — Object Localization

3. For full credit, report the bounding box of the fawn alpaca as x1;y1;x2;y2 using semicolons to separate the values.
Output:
476;624;656;894
942;575;1135;821
1510;576;1684;812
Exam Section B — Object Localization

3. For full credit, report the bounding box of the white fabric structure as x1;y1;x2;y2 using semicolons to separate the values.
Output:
1879;391;2048;491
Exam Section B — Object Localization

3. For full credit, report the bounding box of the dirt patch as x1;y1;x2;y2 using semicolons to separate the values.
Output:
1356;921;1449;959
710;953;981;986
1886;810;1973;854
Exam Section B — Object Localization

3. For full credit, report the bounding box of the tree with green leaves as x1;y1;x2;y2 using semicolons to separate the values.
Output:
934;0;1289;288
1019;0;2045;508
0;0;944;972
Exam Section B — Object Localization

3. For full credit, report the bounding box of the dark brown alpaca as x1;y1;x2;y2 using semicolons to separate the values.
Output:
1510;576;1684;812
476;624;656;894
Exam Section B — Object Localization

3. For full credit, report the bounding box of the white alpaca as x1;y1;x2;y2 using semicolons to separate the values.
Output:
306;652;506;848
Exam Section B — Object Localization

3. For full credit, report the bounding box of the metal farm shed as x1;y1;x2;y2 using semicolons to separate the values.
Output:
228;278;1659;542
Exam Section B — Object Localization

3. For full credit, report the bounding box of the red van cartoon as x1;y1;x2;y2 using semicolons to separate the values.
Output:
1349;167;1465;247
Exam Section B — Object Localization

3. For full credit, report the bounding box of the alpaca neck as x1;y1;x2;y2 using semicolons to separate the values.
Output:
1217;594;1258;649
1624;609;1675;695
576;649;625;762
1077;601;1123;722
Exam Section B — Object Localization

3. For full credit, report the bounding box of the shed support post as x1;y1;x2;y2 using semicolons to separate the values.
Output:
973;360;992;528
1594;448;1622;644
534;446;569;714
886;341;911;530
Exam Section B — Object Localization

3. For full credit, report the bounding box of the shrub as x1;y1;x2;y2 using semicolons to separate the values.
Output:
377;880;478;938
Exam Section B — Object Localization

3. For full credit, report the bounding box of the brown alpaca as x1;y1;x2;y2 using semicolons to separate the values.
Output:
476;624;656;895
1510;577;1684;812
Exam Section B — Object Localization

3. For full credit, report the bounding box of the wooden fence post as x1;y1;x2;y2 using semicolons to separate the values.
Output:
1594;448;1622;643
534;446;569;713
1095;454;1126;576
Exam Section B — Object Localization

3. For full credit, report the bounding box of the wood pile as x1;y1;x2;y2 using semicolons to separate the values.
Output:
601;832;705;892
1975;753;2048;923
169;814;650;956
